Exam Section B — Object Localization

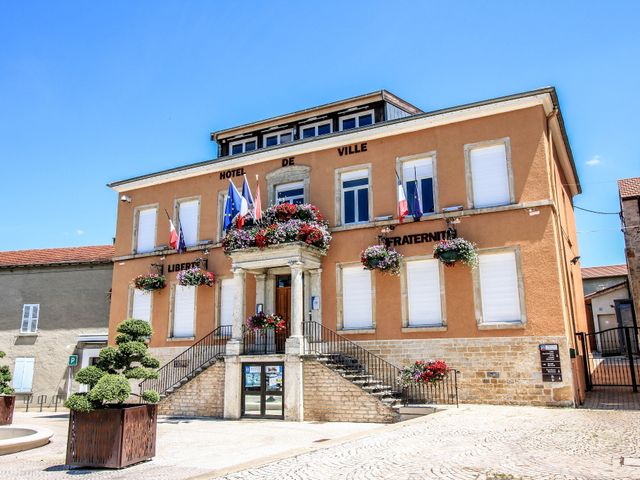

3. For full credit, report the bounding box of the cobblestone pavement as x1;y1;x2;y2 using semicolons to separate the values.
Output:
215;404;640;480
581;387;640;410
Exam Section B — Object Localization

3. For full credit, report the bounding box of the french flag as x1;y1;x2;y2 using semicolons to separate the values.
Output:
169;219;179;250
397;177;409;224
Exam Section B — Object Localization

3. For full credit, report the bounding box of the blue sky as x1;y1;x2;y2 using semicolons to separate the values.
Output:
0;1;638;266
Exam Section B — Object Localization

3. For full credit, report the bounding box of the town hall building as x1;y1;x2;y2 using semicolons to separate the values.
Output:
107;88;588;422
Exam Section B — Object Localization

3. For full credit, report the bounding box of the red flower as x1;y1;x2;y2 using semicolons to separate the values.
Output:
255;229;269;248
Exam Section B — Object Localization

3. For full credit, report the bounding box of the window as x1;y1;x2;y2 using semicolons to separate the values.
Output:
300;120;332;139
263;129;294;148
406;260;443;326
477;251;523;324
339;109;374;131
341;169;370;224
275;182;305;205
219;278;235;328
21;304;39;333
171;285;196;338
229;137;257;155
12;358;35;393
177;199;199;247
402;157;435;215
341;266;373;329
467;141;512;208
131;289;152;323
135;207;157;253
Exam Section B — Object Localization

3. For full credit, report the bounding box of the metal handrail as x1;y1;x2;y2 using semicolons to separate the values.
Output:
140;325;231;397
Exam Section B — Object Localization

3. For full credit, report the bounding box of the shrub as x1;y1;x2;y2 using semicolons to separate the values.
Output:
0;351;14;395
64;319;160;411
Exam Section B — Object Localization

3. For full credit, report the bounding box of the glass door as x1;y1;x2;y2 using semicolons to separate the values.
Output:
242;363;284;419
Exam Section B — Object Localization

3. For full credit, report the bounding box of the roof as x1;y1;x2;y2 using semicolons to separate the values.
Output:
584;280;628;300
582;264;628;279
0;245;114;269
108;87;579;195
618;177;640;199
211;90;423;140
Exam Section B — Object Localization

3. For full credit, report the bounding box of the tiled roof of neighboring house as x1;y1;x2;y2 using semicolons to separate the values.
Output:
618;177;640;199
0;245;114;268
584;280;628;300
582;264;628;279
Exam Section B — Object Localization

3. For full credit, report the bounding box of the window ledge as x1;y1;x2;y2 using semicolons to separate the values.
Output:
337;328;375;335
477;322;525;331
17;332;38;337
166;336;195;342
402;325;447;333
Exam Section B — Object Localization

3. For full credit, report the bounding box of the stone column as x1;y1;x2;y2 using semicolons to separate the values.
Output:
265;272;276;314
289;262;304;338
223;356;242;419
225;266;245;356
255;273;266;313
309;268;322;324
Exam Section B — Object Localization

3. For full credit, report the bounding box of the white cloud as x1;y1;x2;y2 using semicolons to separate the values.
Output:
75;229;85;236
586;155;602;166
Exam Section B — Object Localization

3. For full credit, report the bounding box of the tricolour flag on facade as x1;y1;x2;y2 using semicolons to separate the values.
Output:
411;166;423;222
177;222;187;253
169;219;178;250
242;174;254;213
223;181;239;231
254;175;262;222
397;176;409;224
229;179;247;229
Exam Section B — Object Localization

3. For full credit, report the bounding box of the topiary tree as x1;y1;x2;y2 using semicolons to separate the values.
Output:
0;351;14;395
64;319;161;412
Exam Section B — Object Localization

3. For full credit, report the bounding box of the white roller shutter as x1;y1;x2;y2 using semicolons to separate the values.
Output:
179;200;199;247
342;266;373;329
469;143;510;208
406;260;442;326
220;279;234;327
172;285;195;338
402;157;433;180
478;251;522;323
136;208;157;253
13;358;35;393
131;289;152;323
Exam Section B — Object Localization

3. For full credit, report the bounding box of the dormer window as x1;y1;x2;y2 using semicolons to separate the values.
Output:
263;129;294;148
301;120;332;139
229;137;257;155
339;109;374;131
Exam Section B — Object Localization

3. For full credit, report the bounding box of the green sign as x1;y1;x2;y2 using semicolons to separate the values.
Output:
68;355;79;367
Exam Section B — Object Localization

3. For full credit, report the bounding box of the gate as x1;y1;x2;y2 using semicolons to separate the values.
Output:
577;326;640;392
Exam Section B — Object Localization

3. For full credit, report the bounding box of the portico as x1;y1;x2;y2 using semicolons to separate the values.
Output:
222;242;325;421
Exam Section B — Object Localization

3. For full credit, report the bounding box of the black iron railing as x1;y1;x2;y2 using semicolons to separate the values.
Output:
140;325;231;397
243;325;288;355
303;320;458;407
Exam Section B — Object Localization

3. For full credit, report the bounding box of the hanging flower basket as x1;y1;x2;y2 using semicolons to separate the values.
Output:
222;203;331;254
433;238;478;268
360;245;403;276
176;267;215;287
133;273;166;292
398;360;450;387
246;312;286;333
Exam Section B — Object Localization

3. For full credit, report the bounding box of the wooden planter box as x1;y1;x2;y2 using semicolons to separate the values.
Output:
0;395;15;425
66;404;157;468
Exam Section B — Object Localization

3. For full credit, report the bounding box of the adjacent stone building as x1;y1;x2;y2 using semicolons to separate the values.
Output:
0;246;113;404
619;177;640;325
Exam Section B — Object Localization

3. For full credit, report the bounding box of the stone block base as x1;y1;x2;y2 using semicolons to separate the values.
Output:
158;361;225;417
356;336;575;407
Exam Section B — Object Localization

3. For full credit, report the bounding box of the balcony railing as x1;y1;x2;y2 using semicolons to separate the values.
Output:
242;324;288;355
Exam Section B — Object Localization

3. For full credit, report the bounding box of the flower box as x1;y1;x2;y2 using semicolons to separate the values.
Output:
399;360;450;386
66;404;157;468
246;312;286;333
0;395;15;426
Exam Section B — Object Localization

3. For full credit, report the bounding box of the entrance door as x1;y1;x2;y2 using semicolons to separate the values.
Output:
275;275;291;323
242;363;284;419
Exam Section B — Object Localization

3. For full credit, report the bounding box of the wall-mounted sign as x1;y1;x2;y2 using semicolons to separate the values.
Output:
167;259;208;273
68;355;79;367
539;344;562;382
282;157;295;167
219;167;246;180
338;142;368;157
384;230;450;247
311;296;320;311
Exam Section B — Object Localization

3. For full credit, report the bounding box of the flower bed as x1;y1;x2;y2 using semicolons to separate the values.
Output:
398;360;450;386
133;273;166;292
223;203;331;254
360;245;403;276
433;238;478;268
246;312;286;333
177;267;215;287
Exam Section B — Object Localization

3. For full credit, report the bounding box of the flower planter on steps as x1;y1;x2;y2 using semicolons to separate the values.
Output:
0;395;15;425
66;404;157;468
